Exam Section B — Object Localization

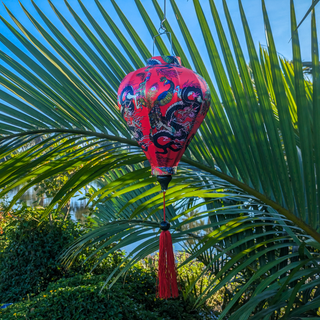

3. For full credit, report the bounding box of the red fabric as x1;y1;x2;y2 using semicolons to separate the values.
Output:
158;230;178;299
117;56;211;176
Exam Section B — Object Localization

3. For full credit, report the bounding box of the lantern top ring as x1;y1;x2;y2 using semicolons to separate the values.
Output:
146;55;181;66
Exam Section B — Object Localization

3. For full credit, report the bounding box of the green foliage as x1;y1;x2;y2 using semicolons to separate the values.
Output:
0;206;123;303
68;192;320;319
0;196;14;235
0;206;214;319
32;136;95;210
0;268;214;320
1;0;320;318
137;252;221;311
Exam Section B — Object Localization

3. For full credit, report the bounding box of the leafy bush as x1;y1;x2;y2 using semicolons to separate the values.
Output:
0;206;123;303
0;269;214;320
0;196;14;236
136;252;222;310
0;206;216;319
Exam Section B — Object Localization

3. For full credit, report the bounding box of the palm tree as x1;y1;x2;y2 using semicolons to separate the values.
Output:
1;0;320;318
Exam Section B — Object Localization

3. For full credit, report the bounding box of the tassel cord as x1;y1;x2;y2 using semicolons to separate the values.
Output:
163;191;166;221
158;188;179;299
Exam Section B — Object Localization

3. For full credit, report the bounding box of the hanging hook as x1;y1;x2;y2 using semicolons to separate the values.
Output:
152;0;174;56
159;0;167;34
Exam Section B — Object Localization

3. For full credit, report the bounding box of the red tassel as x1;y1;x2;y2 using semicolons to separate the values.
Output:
158;230;179;299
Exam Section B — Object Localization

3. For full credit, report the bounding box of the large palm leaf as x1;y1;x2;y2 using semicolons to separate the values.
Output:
1;0;320;318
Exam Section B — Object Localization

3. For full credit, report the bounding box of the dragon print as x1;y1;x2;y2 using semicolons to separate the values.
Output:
150;85;204;154
118;85;150;151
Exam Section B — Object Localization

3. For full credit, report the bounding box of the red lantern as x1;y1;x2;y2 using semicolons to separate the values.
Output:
117;56;211;299
118;56;211;177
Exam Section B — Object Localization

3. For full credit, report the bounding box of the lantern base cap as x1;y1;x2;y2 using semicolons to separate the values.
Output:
157;175;172;191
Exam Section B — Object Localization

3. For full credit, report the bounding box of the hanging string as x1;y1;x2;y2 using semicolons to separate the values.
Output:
159;0;167;34
163;191;166;221
152;0;174;56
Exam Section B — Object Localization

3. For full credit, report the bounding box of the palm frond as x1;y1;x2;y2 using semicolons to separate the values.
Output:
1;0;320;317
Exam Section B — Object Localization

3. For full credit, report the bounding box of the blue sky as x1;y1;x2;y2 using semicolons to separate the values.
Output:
0;0;317;79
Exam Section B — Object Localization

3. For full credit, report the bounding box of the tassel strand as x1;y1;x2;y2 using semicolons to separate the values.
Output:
157;191;178;299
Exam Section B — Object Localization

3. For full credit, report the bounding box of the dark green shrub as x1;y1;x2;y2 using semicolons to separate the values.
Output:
0;208;123;303
0;270;212;320
0;280;158;320
121;266;205;319
0;286;156;319
0;207;215;319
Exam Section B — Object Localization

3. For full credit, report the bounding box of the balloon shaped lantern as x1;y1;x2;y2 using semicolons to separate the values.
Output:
117;55;211;299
